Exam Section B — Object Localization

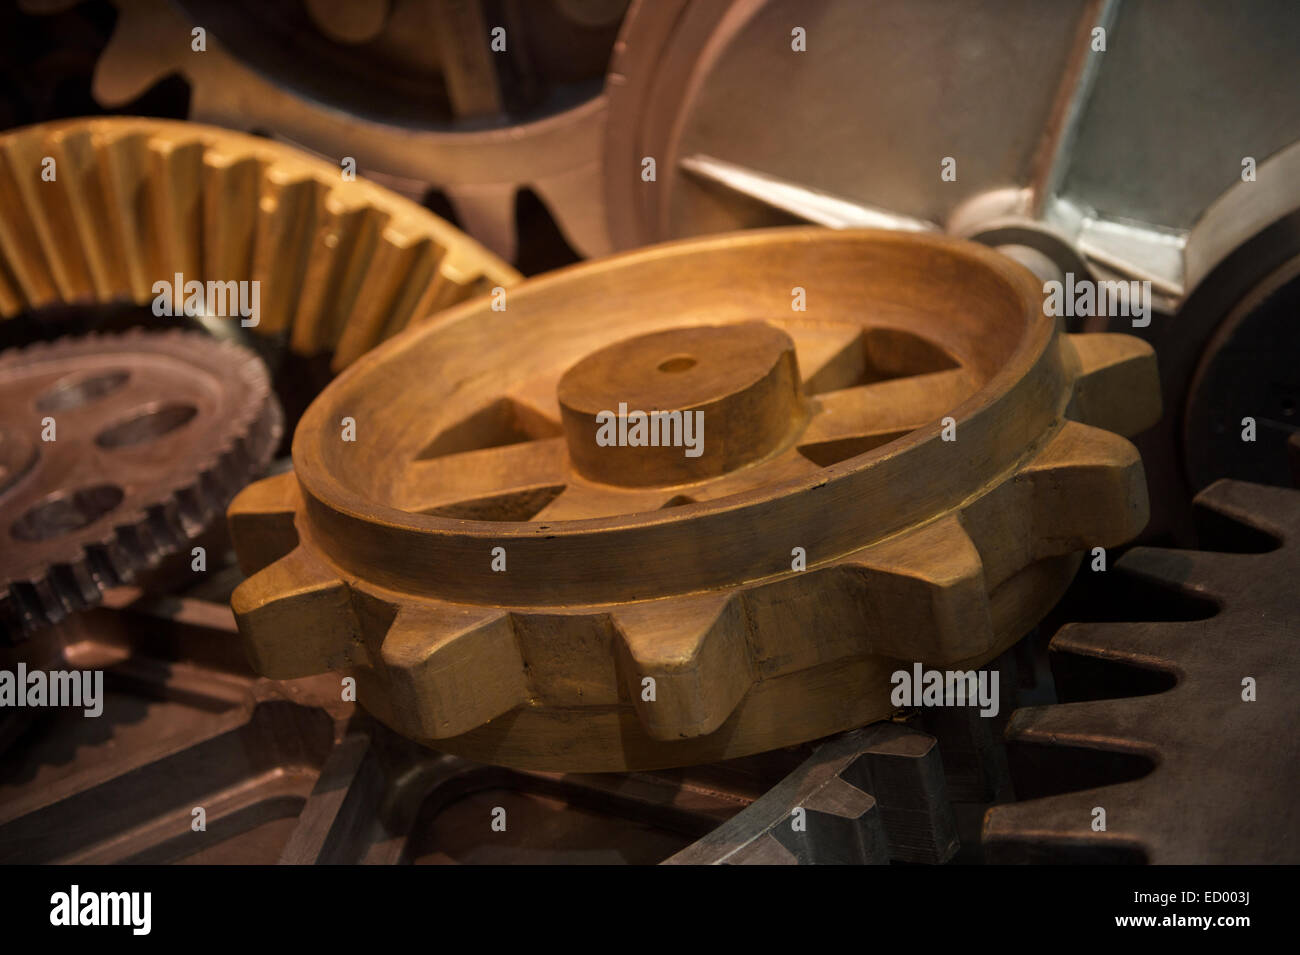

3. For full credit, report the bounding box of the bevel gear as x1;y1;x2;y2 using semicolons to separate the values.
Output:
0;117;519;372
228;228;1160;772
0;329;280;640
983;479;1300;864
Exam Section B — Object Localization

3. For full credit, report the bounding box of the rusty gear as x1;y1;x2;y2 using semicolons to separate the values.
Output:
0;329;280;640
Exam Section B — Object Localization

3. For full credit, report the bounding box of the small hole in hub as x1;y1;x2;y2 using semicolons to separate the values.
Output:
658;356;696;373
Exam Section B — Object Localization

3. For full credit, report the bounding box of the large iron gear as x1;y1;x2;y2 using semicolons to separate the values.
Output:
0;329;281;640
982;479;1300;864
27;0;628;262
227;227;1159;772
0;117;519;372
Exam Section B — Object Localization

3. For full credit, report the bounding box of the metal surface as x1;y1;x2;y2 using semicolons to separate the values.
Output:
983;480;1300;864
0;590;772;864
608;0;1300;540
227;227;1158;771
666;722;956;864
0;117;520;372
32;0;628;261
1;586;1021;864
605;0;1300;302
0;330;280;640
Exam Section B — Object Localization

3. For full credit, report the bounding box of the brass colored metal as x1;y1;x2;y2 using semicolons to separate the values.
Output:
0;117;520;371
229;228;1160;772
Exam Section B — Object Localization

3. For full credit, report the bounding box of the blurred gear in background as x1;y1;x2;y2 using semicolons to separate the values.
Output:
20;0;630;267
0;329;280;640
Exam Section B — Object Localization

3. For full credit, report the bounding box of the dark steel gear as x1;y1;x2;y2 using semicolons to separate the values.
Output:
982;479;1300;864
0;329;281;640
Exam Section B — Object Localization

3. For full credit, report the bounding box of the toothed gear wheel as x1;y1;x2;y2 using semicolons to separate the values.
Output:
982;479;1300;864
30;0;628;261
0;329;281;640
228;228;1160;772
0;117;520;372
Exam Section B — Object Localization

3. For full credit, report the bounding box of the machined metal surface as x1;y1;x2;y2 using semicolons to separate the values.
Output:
29;0;628;261
0;587;1017;864
983;480;1300;864
227;227;1159;771
0;330;280;640
605;0;1300;301
0;117;519;371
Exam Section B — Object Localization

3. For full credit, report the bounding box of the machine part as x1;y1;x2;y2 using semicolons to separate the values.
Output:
605;0;1300;304
605;1;1300;539
665;722;956;864
983;480;1300;864
1144;143;1300;534
26;0;627;261
0;117;520;372
0;590;777;864
228;227;1159;772
0;329;280;640
0;589;1005;864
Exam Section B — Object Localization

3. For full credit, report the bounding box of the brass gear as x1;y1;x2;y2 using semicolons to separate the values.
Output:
0;329;280;640
228;227;1160;772
0;117;519;372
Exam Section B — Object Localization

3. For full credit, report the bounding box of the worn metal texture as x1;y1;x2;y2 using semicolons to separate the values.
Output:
1;587;1022;863
0;330;281;640
31;0;628;261
983;480;1300;864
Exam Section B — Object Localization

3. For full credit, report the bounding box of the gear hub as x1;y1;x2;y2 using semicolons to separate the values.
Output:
229;228;1161;771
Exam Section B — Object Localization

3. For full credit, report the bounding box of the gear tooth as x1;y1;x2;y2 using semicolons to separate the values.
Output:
7;128;91;301
1064;333;1161;437
1193;478;1300;539
378;604;527;740
330;235;436;370
251;173;324;336
91;0;183;107
227;470;301;576
613;592;752;741
231;544;363;679
53;125;118;299
1051;620;1191;671
148;137;206;297
200;151;262;296
1115;545;1244;599
0;129;59;308
1007;697;1167;755
290;196;387;355
982;791;1152;864
1017;420;1149;554
97;128;155;300
839;514;993;663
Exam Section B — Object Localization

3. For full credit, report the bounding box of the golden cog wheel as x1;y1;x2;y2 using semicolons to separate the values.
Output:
0;117;519;371
228;228;1160;772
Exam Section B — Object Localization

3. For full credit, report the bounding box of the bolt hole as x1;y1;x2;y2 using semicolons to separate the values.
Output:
96;402;198;449
11;484;124;541
36;370;130;412
658;355;696;373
